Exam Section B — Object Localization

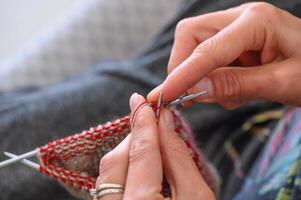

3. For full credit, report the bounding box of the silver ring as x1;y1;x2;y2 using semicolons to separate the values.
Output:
96;188;124;199
90;183;124;199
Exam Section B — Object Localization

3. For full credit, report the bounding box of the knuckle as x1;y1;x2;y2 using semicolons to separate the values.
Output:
245;2;279;19
246;2;274;12
210;70;242;100
193;38;221;66
175;17;194;37
237;2;255;9
99;151;120;174
129;139;154;164
196;37;216;53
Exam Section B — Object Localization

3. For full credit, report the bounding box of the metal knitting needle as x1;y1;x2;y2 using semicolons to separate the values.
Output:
156;90;163;118
0;90;208;169
168;90;208;106
0;149;38;168
4;152;39;170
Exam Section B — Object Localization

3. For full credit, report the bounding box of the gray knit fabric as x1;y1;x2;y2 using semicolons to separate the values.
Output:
0;0;182;91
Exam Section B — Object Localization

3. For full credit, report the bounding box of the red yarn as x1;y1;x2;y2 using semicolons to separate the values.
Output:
37;108;218;199
129;100;149;126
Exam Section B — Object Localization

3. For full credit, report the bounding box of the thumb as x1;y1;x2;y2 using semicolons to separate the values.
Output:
190;64;281;104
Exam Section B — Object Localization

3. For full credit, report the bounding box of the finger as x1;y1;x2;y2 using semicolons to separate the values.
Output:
163;11;271;102
123;93;163;200
147;3;253;103
167;5;250;74
158;108;215;200
95;134;131;200
188;62;286;106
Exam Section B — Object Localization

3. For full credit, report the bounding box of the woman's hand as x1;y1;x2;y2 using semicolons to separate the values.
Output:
94;93;215;200
148;2;301;109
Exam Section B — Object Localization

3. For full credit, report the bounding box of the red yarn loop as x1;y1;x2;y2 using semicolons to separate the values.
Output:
130;100;168;126
129;100;150;128
37;108;218;199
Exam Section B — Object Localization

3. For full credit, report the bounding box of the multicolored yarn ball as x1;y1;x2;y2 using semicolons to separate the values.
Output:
37;107;219;199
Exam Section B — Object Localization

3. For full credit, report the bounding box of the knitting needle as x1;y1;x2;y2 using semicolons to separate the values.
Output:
4;152;40;170
156;90;163;118
168;90;208;106
0;91;208;168
0;149;38;168
156;90;206;116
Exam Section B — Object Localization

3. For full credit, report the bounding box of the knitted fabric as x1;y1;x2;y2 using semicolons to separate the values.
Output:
37;108;219;200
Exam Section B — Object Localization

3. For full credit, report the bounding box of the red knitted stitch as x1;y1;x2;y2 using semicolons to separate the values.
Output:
37;108;219;200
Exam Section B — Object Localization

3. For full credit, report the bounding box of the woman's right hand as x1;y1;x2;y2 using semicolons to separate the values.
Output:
148;2;301;109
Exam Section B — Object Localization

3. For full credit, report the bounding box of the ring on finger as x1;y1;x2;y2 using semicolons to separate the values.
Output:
90;183;125;199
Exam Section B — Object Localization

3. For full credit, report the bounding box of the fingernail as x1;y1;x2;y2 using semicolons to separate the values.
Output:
130;93;141;111
162;109;175;130
147;84;163;102
194;77;213;96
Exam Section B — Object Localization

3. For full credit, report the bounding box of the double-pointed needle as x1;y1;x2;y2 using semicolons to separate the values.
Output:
0;90;207;168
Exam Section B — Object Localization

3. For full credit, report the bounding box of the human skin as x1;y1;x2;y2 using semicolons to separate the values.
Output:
147;2;301;109
94;3;301;199
94;93;215;200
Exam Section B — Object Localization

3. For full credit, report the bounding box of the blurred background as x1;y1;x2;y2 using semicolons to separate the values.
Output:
0;0;79;62
0;0;182;91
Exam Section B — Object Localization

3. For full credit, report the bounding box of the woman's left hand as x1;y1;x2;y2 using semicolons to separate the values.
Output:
94;93;215;200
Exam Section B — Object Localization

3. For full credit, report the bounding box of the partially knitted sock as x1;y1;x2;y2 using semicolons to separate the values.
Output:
38;108;220;199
